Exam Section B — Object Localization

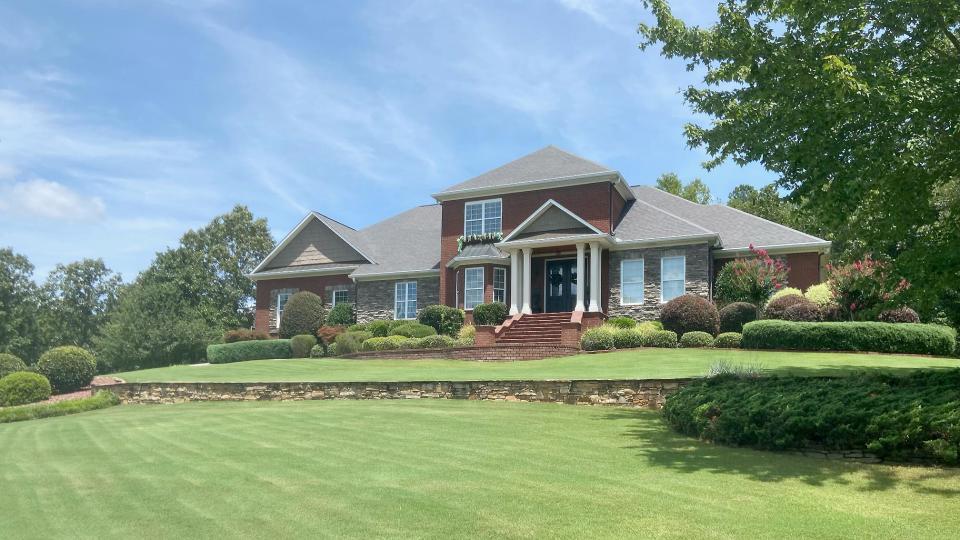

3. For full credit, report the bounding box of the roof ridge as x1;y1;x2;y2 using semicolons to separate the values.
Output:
311;211;357;231
543;145;615;173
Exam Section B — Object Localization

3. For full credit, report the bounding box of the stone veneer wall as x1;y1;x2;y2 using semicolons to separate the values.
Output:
607;243;711;320
340;344;579;361
355;277;440;323
106;379;690;409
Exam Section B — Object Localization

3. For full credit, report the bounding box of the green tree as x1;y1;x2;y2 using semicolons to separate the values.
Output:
640;0;960;322
656;172;714;204
0;248;42;362
41;259;122;350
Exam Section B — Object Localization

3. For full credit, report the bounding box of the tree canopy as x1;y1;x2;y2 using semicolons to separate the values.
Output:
656;172;714;204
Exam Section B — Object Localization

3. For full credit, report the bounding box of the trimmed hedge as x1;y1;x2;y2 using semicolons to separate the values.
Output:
223;329;270;343
660;294;720;336
36;346;97;394
389;322;437;338
581;327;616;351
663;370;960;465
279;291;326;338
0;372;52;407
607;316;637;329
644;330;678;348
714;332;742;348
472;302;509;326
362;336;409;351
335;331;373;354
418;305;465;336
741;320;956;356
718;302;757;333
207;339;292;364
291;334;318;358
0;390;118;424
419;335;457;349
680;331;714;348
0;353;27;379
612;328;645;349
637;321;663;334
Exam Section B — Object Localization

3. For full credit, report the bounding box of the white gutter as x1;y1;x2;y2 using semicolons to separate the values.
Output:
495;233;614;250
608;233;720;251
712;241;832;257
351;269;441;282
246;265;359;281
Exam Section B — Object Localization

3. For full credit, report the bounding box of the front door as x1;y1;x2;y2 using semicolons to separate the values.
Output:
545;259;577;312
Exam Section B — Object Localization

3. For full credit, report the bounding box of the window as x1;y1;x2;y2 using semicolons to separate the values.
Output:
464;199;502;236
493;267;506;304
276;292;292;326
394;281;417;320
620;259;644;305
332;289;349;306
661;256;686;302
464;267;484;310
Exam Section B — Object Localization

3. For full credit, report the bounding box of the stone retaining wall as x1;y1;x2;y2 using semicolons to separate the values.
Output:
339;345;579;361
105;379;691;409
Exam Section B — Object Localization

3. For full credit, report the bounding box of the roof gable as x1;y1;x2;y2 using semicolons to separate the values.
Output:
502;199;603;242
252;213;372;275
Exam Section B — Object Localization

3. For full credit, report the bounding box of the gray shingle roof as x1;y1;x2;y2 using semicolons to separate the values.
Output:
349;204;442;277
436;146;614;195
612;198;715;242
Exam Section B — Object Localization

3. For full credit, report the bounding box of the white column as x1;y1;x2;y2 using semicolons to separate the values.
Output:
509;249;520;315
574;243;586;312
521;247;533;314
588;242;601;312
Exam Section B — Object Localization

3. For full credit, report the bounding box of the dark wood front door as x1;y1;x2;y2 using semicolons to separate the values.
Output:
545;259;577;313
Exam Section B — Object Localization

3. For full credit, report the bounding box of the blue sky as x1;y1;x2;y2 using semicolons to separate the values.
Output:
0;0;776;280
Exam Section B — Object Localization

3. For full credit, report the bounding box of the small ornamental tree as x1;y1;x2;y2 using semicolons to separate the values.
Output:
827;256;910;321
279;291;326;338
714;245;790;309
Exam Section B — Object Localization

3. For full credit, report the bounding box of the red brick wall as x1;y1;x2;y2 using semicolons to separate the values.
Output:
440;183;616;305
785;252;822;291
254;274;353;332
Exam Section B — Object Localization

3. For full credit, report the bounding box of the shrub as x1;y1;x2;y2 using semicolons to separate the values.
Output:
878;307;921;324
207;339;292;364
762;294;805;319
714;245;790;305
347;323;368;332
612;328;645;349
389;322;437;338
718;302;758;333
741;320;956;356
0;372;52;407
0;390;118;424
644;330;678;348
36;346;97;394
713;332;742;348
782;301;823;322
0;353;27;379
472;302;509;326
419;335;457;349
580;327;616;351
828;256;910;320
326;343;338;357
367;320;391;337
804;283;834;307
309;344;325;358
659;294;720;336
223;329;270;343
417;305;466;336
662;371;960;465
766;287;803;307
279;291;326;338
334;331;373;355
362;336;409;351
680;331;715;348
290;334;318;358
316;325;346;348
457;324;476;344
707;360;762;378
636;321;663;334
399;338;425;349
326;303;356;326
607;316;637;329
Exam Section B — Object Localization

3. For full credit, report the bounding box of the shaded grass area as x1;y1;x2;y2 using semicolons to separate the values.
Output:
114;348;960;383
1;400;958;538
0;391;119;424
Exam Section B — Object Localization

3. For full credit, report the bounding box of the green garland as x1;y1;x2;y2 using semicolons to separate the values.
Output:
457;232;503;252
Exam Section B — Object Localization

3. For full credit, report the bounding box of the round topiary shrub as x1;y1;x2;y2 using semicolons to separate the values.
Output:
0;371;52;406
766;287;803;307
419;335;457;349
389;322;437;338
580;327;616;351
36;346;97;394
644;330;678;348
607;316;637;329
326;303;356;326
680;331;715;348
878;307;921;323
718;302;758;333
612;328;645;349
290;334;318;358
279;291;326;338
472;302;509;326
0;353;28;379
782;301;823;322
659;294;720;336
804;283;834;307
417;305;465;336
367;320;391;337
763;294;806;320
714;332;742;348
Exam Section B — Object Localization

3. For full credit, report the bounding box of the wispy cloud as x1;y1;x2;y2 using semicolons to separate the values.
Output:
0;177;105;222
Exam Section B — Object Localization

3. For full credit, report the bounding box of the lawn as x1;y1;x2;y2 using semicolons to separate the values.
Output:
114;348;960;383
1;400;958;538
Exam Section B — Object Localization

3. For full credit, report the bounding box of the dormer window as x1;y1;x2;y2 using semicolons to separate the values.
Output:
464;199;502;235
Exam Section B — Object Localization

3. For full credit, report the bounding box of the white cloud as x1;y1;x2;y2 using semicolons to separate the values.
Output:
0;178;106;222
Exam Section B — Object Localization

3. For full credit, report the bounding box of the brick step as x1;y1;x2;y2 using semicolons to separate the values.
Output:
519;315;570;320
502;333;562;339
497;338;563;344
508;324;567;331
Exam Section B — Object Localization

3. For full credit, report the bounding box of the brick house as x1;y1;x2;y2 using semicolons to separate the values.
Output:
249;147;829;341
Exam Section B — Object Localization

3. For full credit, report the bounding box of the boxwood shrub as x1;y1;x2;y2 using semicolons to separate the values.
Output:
389;322;437;338
472;302;509;326
662;370;960;465
334;331;373;354
741;320;956;356
36;346;97;394
762;294;805;320
0;353;27;379
325;302;356;326
419;335;457;349
362;335;410;351
290;334;318;358
367;320;391;337
644;330;678;348
223;329;270;343
782;301;823;322
660;294;720;336
713;332;742;348
207;339;293;364
612;328;645;349
580;327;616;351
399;337;425;349
0;372;52;407
309;344;325;358
718;302;757;333
680;331;714;348
607;316;637;329
417;305;465;336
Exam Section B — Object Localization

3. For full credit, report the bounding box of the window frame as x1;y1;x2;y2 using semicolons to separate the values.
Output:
464;267;485;310
660;256;686;303
619;258;645;306
492;267;506;304
331;289;349;307
276;291;293;327
463;198;502;236
394;281;418;320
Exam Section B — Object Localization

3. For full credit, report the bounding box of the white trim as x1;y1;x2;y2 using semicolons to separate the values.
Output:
619;258;645;306
251;212;373;275
446;255;509;269
660;255;686;303
610;233;719;250
463;198;503;237
493;266;507;304
247;265;359;281
351;269;440;282
496;232;613;250
713;241;832;258
394;281;418;320
501;199;603;243
331;289;349;307
276;291;293;328
432;171;635;202
463;266;485;310
543;256;577;313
